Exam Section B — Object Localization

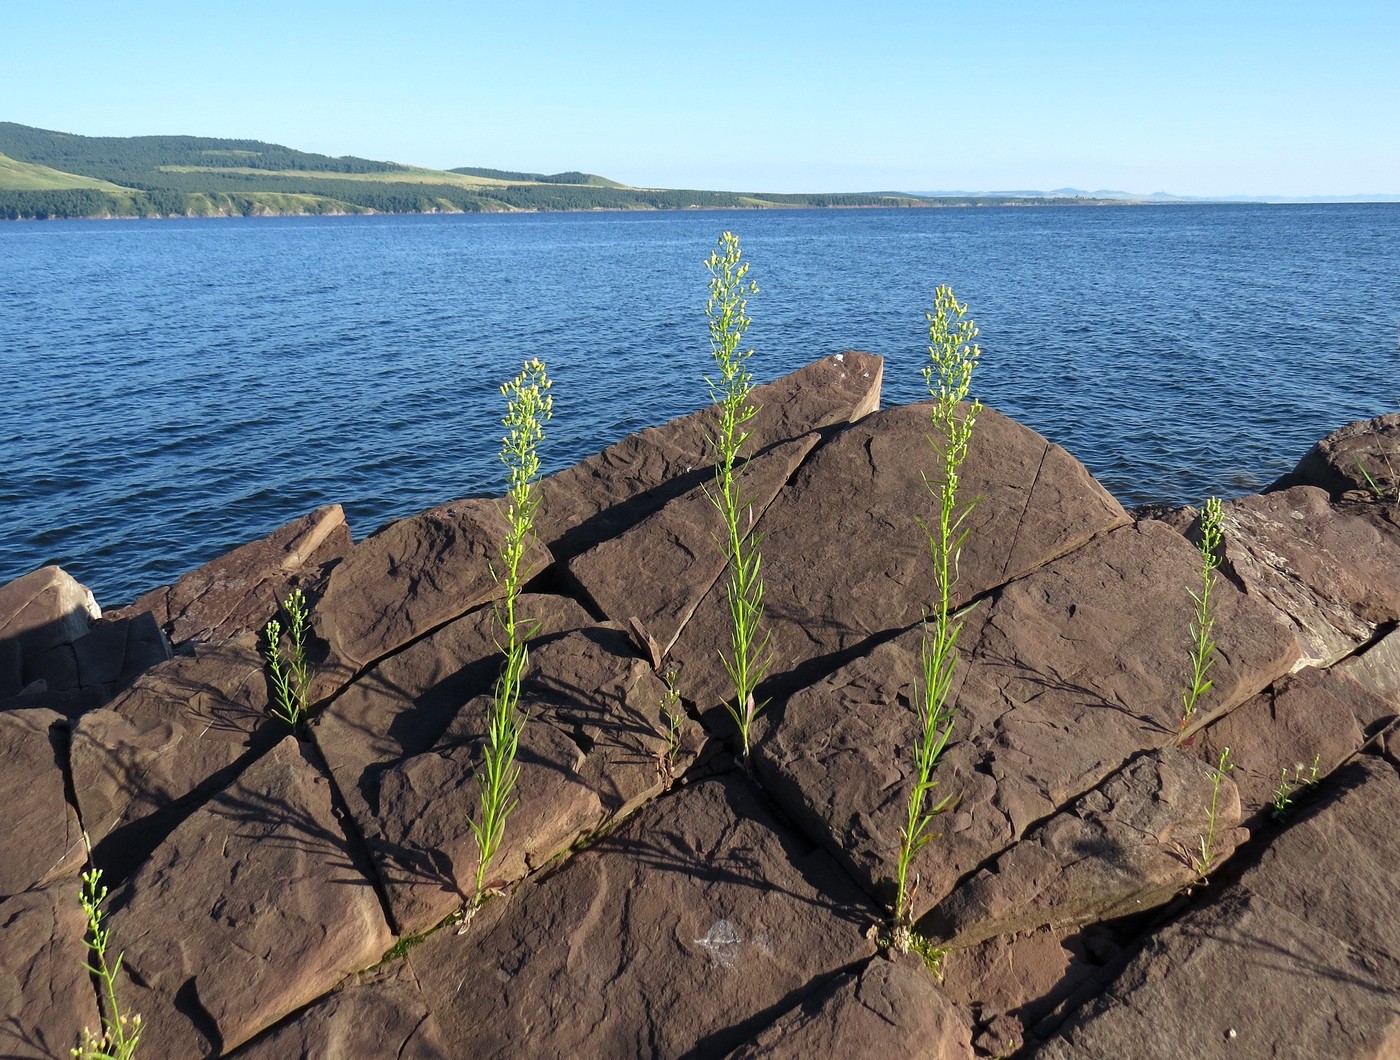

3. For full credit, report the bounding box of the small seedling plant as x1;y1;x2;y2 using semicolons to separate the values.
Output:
263;588;312;727
74;867;142;1060
1181;497;1225;729
704;231;770;763
1194;746;1233;882
893;286;982;946
1271;753;1320;818
469;357;552;909
654;666;686;790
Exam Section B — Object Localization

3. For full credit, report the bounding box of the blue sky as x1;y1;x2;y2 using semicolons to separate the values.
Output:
9;0;1397;197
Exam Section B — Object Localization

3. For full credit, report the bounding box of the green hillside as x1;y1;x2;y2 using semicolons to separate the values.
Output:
0;122;1104;220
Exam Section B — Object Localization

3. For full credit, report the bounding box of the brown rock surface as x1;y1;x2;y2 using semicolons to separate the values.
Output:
725;953;974;1060
113;505;350;647
0;880;102;1060
316;499;549;674
755;520;1297;919
410;773;879;1058
1223;486;1400;667
372;625;702;935
109;736;394;1058
536;351;884;561
672;402;1130;718
1271;411;1400;499
0;708;84;899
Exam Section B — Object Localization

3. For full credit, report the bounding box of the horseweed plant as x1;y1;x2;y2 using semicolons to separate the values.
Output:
705;231;770;762
263;588;312;726
74;868;142;1060
1195;746;1233;881
893;286;982;944
1181;497;1225;729
470;358;552;908
1271;753;1320;818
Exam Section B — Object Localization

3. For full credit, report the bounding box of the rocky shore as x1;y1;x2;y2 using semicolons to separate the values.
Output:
3;352;1398;1058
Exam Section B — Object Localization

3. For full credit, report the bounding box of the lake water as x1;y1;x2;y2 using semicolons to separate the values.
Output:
4;204;1398;606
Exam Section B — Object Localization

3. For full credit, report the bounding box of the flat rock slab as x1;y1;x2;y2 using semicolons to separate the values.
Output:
372;625;702;935
1035;755;1400;1059
113;505;350;647
672;402;1130;717
1336;623;1400;708
566;432;818;657
1194;665;1395;825
0;708;84;899
924;749;1243;950
109;736;394;1058
725;953;973;1060
0;880;101;1060
1223;486;1400;667
316;498;549;674
1272;412;1400;499
69;633;282;881
536;351;884;561
410;773;879;1059
227;961;448;1060
755;520;1298;919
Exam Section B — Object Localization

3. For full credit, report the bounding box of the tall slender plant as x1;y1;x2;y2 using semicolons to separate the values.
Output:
470;358;553;907
74;867;142;1060
893;286;982;944
1181;496;1224;729
704;231;770;762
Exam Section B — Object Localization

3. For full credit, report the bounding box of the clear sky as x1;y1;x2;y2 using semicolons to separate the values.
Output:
7;0;1397;198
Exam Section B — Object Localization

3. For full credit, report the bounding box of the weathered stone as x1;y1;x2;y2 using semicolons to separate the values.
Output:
755;520;1298;919
24;642;79;693
112;505;350;647
410;773;879;1058
312;592;593;839
0;636;20;697
0;880;101;1060
673;403;1130;718
924;750;1242;950
725;953;974;1060
1035;756;1400;1059
69;633;279;880
72;612;172;694
1271;412;1400;499
372;625;702;935
536;351;884;561
1337;624;1400;707
566;433;818;656
110;736;394;1058
1193;665;1393;824
0;566;100;664
0;709;84;900
317;499;549;674
1223;486;1400;667
227;961;449;1060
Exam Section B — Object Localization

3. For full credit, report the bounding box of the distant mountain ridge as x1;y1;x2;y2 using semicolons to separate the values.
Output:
0;121;1130;220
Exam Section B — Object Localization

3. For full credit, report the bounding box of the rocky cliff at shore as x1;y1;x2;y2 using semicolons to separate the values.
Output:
3;352;1399;1059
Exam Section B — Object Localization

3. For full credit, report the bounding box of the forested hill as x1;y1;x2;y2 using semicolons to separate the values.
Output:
0;122;1102;220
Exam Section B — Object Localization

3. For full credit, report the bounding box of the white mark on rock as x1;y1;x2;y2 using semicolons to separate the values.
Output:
695;919;742;969
834;352;845;362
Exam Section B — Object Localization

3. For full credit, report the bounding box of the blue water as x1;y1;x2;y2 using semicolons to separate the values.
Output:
4;205;1398;606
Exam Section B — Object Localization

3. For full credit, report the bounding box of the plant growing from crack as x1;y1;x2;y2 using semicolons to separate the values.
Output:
469;357;552;910
1180;496;1225;729
263;588;312;727
892;285;982;949
1271;753;1320;818
654;666;686;789
704;231;770;763
73;867;142;1060
1194;746;1233;881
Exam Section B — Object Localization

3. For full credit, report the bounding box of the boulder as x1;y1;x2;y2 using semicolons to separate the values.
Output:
0;880;101;1060
725;953;974;1060
112;505;350;648
1222;486;1400;667
371;625;703;935
316;499;549;674
109;736;394;1058
1270;412;1400;499
753;520;1298;919
0;708;84;900
671;403;1130;719
410;773;879;1058
535;351;884;561
0;565;100;688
